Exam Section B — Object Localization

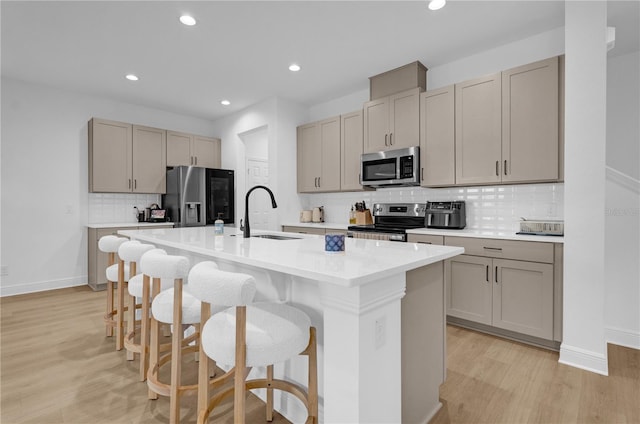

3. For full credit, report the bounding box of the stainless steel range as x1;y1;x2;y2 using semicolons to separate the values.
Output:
347;203;427;242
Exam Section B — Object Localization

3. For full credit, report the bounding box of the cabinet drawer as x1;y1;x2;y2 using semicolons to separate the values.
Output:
407;234;444;245
444;236;554;263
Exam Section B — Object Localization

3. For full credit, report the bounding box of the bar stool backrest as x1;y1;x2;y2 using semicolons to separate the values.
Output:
118;240;155;264
188;261;256;307
98;235;127;254
140;249;190;280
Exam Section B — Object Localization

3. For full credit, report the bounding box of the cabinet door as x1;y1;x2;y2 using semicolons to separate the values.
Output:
318;116;341;192
420;86;455;186
297;123;322;193
132;125;166;193
363;97;389;153
388;88;420;150
455;74;502;185
193;136;221;169
166;131;192;167
89;118;132;193
502;56;559;183
445;255;493;325
341;110;365;191
493;259;554;339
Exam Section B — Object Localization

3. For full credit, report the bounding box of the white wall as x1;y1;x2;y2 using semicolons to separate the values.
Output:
560;1;608;375
604;50;640;349
210;96;308;228
0;77;217;296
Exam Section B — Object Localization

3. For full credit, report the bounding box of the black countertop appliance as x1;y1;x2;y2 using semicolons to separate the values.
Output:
426;201;466;229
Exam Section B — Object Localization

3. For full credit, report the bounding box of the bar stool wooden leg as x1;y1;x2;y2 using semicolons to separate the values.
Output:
234;305;247;424
148;277;161;400
266;365;274;421
116;258;126;351
169;279;184;424
106;278;115;337
139;274;151;381
197;302;212;414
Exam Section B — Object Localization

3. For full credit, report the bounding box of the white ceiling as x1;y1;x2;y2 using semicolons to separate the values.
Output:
2;1;638;121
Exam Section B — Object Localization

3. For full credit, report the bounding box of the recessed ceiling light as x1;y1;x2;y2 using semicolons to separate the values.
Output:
125;74;139;81
180;15;196;26
289;64;301;72
220;100;231;106
428;0;446;11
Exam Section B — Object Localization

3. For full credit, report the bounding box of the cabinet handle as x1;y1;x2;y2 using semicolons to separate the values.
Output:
421;167;424;181
128;179;132;189
483;246;502;251
389;132;393;145
486;265;489;282
385;134;388;146
417;241;432;245
195;156;198;166
496;160;499;176
134;179;137;189
504;160;507;175
317;177;321;187
495;266;498;283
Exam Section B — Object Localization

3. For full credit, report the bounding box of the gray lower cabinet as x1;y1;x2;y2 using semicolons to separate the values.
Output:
444;236;560;345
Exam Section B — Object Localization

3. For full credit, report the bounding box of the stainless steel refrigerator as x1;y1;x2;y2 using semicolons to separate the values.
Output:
162;166;234;227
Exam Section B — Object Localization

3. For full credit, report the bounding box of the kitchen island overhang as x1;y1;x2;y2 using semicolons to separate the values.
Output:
119;226;464;423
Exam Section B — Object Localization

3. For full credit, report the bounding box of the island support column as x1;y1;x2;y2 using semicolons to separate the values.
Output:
319;273;406;423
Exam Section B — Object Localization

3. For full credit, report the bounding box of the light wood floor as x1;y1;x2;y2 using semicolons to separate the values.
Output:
2;286;639;424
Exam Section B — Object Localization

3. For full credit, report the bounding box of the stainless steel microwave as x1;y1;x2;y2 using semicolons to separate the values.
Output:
361;146;420;187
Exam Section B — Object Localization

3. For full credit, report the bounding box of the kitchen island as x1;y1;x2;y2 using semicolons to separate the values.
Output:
119;226;464;424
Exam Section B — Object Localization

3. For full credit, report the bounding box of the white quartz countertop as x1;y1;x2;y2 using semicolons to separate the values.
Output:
281;222;350;230
406;227;564;243
87;222;175;229
119;226;464;287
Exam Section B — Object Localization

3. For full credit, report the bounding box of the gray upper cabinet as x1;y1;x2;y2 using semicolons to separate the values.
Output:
455;73;503;185
89;118;166;194
167;130;221;169
341;110;366;191
132;125;166;193
364;87;421;153
420;85;455;187
502;56;559;183
454;56;561;186
89;118;132;193
297;116;341;193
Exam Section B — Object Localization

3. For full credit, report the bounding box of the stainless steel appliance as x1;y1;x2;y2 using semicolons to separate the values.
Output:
347;203;427;242
360;146;420;187
426;201;466;229
163;166;234;227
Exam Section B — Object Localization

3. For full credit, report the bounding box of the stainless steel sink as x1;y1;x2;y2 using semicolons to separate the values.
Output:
251;234;301;240
229;234;301;240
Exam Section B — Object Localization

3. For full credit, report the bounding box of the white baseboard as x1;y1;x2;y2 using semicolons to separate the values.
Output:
559;343;609;376
605;326;640;350
0;276;87;297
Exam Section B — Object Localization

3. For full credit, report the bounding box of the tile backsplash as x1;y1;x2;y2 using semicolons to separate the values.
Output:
88;193;161;224
300;183;564;232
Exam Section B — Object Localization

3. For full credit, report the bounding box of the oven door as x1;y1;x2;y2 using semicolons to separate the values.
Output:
347;230;406;242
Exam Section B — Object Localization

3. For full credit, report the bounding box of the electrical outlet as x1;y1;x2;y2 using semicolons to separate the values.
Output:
1;266;8;277
374;316;386;349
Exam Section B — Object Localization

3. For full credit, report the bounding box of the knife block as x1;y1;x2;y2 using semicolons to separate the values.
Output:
355;210;373;225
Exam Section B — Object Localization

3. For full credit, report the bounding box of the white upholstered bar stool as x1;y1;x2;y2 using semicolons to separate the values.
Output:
188;261;318;424
117;241;156;375
98;235;129;342
143;250;201;424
